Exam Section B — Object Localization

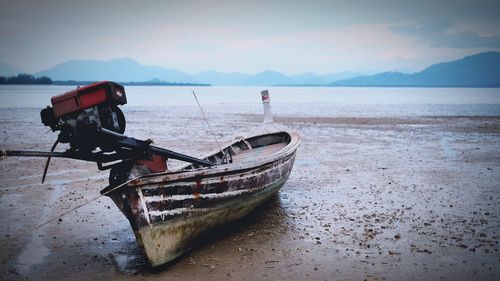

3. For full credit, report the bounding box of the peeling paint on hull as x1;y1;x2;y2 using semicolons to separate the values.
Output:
106;129;300;267
136;178;287;266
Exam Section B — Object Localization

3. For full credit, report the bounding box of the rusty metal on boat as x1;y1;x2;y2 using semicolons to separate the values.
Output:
104;129;299;266
101;91;301;266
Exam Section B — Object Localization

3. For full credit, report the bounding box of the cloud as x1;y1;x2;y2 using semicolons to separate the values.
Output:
390;20;500;48
2;0;500;73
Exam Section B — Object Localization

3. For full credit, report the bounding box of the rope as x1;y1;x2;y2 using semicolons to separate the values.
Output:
192;90;224;156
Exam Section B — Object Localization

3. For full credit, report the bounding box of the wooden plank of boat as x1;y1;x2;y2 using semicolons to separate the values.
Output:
105;128;300;266
102;90;301;267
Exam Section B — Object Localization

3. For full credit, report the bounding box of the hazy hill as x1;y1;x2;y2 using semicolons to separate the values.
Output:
31;52;500;87
243;70;295;86
0;60;23;76
193;70;361;86
289;72;326;84
6;52;500;87
331;52;500;87
193;71;251;86
32;57;363;86
287;71;363;85
321;71;364;83
35;58;194;82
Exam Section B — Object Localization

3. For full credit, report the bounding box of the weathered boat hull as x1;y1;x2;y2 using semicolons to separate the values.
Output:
107;130;300;266
136;176;290;266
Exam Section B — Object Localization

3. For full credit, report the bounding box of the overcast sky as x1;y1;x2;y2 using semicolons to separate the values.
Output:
1;0;499;74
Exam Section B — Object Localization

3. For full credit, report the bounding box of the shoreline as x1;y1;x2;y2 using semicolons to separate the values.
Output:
1;110;499;280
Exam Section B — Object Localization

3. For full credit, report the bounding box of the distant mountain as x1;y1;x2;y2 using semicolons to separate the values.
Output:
290;72;326;85
330;52;500;87
10;52;500;87
31;57;353;86
285;71;363;85
0;60;23;76
35;58;194;82
193;71;251;86
33;57;363;86
243;70;296;86
193;70;361;86
320;71;364;84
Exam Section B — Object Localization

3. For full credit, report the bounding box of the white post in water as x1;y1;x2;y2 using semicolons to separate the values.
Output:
261;90;273;124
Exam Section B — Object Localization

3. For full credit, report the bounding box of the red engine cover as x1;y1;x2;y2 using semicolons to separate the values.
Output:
51;81;126;118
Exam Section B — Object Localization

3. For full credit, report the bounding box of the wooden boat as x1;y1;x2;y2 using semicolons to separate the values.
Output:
101;91;301;266
0;85;300;268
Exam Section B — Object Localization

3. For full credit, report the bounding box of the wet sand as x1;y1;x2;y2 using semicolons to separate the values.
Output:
1;108;499;281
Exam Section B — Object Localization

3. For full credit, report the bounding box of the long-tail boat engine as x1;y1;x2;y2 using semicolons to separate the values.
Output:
6;81;215;185
40;81;127;152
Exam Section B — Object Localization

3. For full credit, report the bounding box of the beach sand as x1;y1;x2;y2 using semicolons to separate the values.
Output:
1;109;499;281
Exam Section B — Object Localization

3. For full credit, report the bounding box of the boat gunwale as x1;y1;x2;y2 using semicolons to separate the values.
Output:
128;130;300;187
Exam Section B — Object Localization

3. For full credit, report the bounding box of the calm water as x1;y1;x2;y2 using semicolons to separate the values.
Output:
0;85;499;117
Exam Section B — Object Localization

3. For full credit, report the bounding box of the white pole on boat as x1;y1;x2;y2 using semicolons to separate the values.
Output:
261;90;274;124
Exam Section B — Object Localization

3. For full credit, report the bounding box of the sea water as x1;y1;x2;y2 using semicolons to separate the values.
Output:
0;85;499;117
